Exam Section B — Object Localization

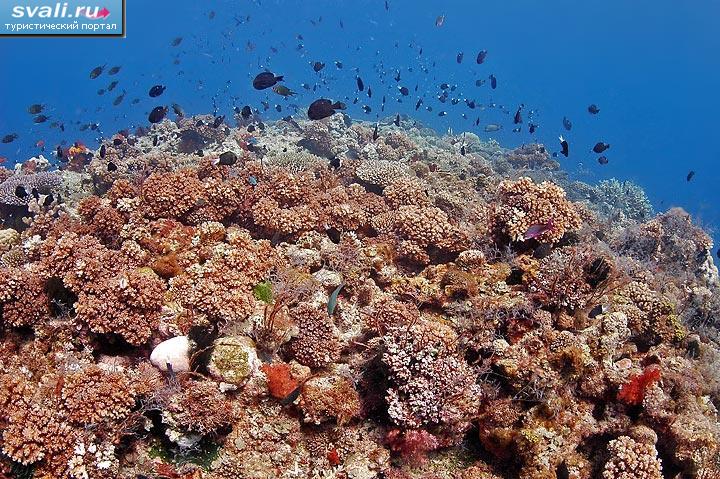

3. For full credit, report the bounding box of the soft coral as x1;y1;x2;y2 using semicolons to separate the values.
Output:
618;364;661;406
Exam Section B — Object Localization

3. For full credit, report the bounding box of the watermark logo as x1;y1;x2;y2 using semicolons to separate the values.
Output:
1;0;125;37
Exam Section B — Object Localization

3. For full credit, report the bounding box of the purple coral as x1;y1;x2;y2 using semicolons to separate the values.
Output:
0;171;61;205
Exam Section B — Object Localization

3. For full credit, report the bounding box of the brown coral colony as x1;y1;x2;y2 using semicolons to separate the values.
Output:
1;111;719;479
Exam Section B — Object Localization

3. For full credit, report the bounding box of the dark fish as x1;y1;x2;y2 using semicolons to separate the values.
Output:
373;123;379;140
107;161;117;172
171;36;183;46
456;52;464;64
529;123;538;134
208;10;215;19
598;156;608;165
398;86;409;96
27;103;44;114
195;119;204;127
108;65;121;75
172;103;184;116
356;76;364;91
475;79;485;86
33;115;49;124
247;124;255;132
385;0;389;10
216;151;238;166
415;98;423;110
460;145;466;156
394;114;400;126
148;106;168;123
588;104;600;114
149;85;166;97
2;133;18;143
563;116;572;131
524;219;554;240
212;115;225;128
241;105;252;119
97;88;106;95
362;105;372;114
275;104;283;112
329;156;342;169
113;90;126;106
312;61;325;72
41;193;54;206
438;111;447;117
14;185;28;199
559;135;569;157
489;74;497;89
435;15;445;27
107;80;118;92
592;142;610;153
253;72;283;90
440;83;450;90
131;98;140;104
89;64;105;79
686;170;695;182
99;144;106;158
368;87;372;98
476;50;488;64
307;98;346;120
113;137;123;146
152;136;159;146
335;61;343;68
394;71;401;82
513;105;523;124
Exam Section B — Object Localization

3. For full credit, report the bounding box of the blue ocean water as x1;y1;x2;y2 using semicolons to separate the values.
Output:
1;0;718;245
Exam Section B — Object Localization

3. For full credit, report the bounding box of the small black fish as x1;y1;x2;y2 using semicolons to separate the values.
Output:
113;91;126;106
107;161;118;171
97;88;106;95
686;170;695;182
172;103;184;117
148;106;168;123
398;86;409;96
217;151;238;166
152;135;159;146
588;104;600;114
27;103;44;114
373;123;379;140
247;124;255;133
394;114;400;126
385;0;389;10
107;80;119;92
362;105;372;114
476;50;488;64
489;74;497;89
312;61;325;72
113;137;123;146
559;135;569;157
529;123;538;134
41;193;54;206
1;133;18;143
415;98;423;110
592;142;610;153
108;65;121;75
171;36;183;46
14;185;28;199
149;85;166;97
212;115;225;128
440;83;450;90
475;79;485;87
89;64;105;79
438;111;447;117
368;87;372;98
33;115;49;124
329;156;342;169
514;104;523;124
598;156;608;165
307;98;346;120
461;145;466;156
356;76;364;91
394;71;401;82
241;105;252;119
195;119;204;127
335;61;343;68
253;71;283;90
456;52;464;64
563;116;572;131
99;144;106;158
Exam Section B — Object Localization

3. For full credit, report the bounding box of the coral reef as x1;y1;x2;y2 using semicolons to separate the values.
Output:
0;113;718;479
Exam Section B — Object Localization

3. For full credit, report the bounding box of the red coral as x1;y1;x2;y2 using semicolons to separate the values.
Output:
618;365;661;406
385;428;439;464
261;363;299;400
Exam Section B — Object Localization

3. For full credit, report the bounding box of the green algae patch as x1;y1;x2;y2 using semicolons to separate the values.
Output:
253;280;273;304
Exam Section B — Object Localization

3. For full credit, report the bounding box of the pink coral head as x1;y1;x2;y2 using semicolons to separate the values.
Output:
524;218;555;241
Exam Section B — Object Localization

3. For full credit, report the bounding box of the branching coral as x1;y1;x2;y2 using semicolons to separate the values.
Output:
495;176;582;243
602;436;662;479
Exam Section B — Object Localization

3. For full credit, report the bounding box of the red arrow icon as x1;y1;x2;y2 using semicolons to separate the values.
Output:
96;7;110;19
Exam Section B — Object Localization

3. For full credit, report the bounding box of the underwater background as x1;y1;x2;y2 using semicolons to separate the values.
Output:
1;0;719;243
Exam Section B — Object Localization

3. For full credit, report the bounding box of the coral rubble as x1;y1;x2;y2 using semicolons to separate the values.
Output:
1;113;719;479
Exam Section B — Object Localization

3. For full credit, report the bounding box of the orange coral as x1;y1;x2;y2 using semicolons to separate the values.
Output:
261;362;299;399
618;365;661;406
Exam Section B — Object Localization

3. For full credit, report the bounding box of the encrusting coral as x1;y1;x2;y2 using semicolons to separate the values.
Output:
0;113;719;479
